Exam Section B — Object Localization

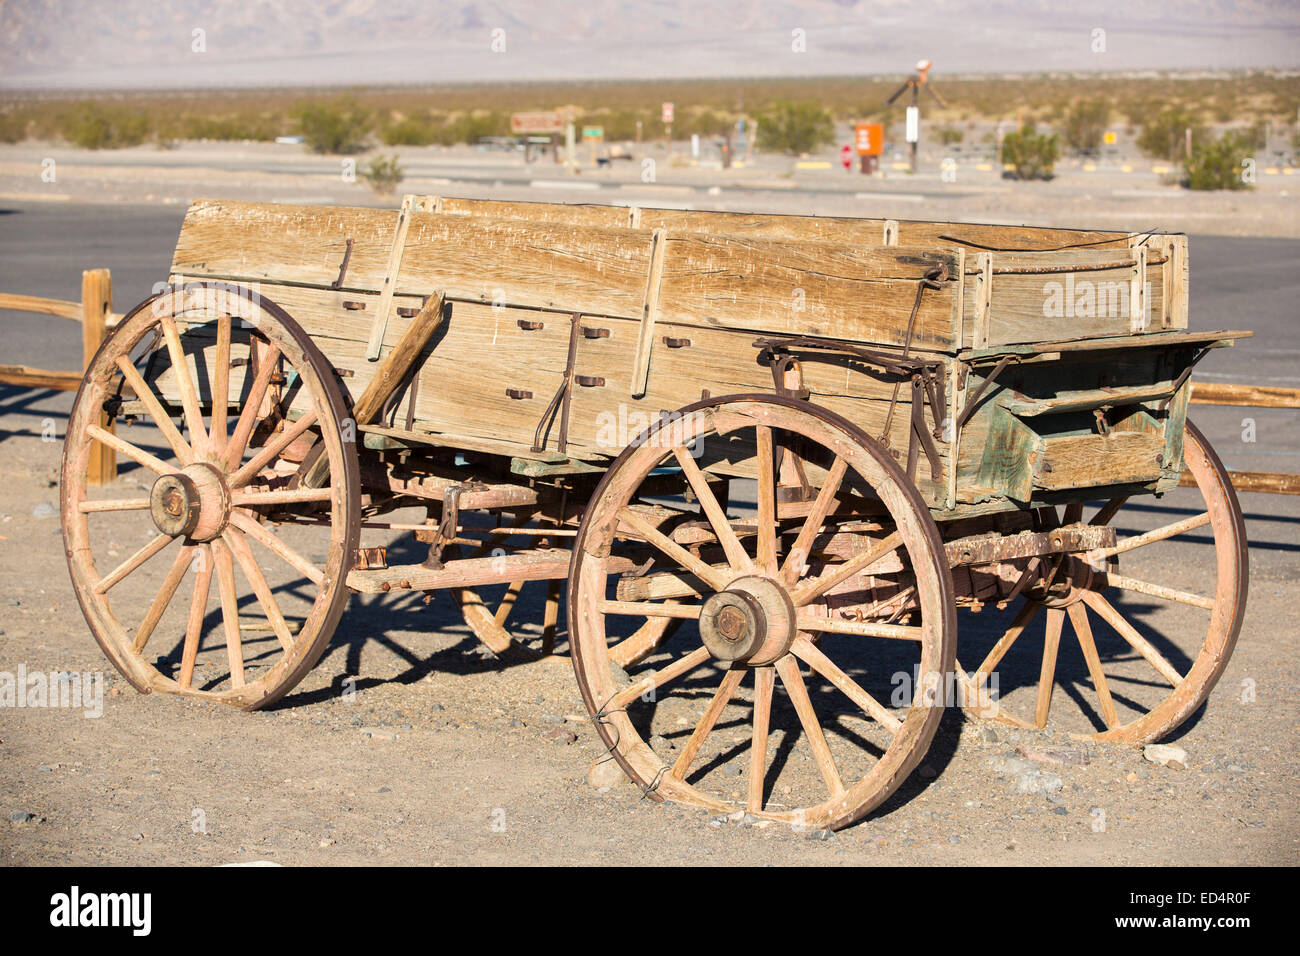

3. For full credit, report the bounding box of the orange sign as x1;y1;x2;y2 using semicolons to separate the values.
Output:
855;123;884;156
511;111;563;134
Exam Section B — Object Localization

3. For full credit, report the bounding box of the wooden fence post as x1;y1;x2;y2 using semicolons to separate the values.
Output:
81;268;114;485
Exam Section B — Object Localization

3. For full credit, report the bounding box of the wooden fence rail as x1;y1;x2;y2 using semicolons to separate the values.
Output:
2;284;1297;495
1;269;118;484
1188;382;1300;495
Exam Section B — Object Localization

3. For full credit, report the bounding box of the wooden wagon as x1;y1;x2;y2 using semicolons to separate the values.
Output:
61;196;1249;830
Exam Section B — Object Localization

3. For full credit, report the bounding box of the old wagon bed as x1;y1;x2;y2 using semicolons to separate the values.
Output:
61;196;1250;833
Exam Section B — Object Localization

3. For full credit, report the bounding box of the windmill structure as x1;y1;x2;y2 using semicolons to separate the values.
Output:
885;60;947;173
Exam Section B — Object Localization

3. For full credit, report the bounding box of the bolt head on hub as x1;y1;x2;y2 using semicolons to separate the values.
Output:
149;473;201;538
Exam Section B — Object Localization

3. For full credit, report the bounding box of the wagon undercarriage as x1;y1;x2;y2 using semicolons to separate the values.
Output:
60;197;1249;829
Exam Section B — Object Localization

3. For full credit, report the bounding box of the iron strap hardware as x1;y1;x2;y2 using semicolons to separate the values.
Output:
955;353;1018;432
532;312;584;455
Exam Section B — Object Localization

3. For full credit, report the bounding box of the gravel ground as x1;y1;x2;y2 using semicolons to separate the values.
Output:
0;408;1295;866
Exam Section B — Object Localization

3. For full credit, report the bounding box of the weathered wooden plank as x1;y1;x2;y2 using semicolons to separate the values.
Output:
1033;430;1167;491
656;234;961;351
0;364;80;390
1189;382;1300;408
1181;469;1300;495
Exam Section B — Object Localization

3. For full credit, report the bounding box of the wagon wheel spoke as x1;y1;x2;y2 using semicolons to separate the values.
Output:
780;457;847;586
228;510;326;586
209;312;231;453
755;424;779;573
793;614;923;641
616;508;728;592
1082;591;1183;687
972;599;1041;691
159;314;209;454
775;654;845;798
1092;511;1211;559
78;497;153;513
1088;496;1129;527
790;635;902;733
116;356;193;464
87;424;174;476
210;538;246;689
1067;602;1117;730
132;544;197;652
791;530;902;607
224;526;295;653
673;446;751;571
228;407;319;489
224;343;282;471
494;580;525;628
1033;608;1065;728
94;533;174;594
670;668;745;781
230;487;333;508
747;665;775;813
609;646;712;709
599;600;702;620
178;544;214;689
607;614;682;669
1103;572;1215;610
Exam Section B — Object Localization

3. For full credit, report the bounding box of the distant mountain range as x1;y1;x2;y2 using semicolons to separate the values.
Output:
2;0;1298;90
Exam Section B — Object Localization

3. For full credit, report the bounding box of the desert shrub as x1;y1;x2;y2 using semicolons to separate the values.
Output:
1063;99;1108;151
295;97;372;154
1184;131;1253;191
182;112;283;142
61;103;152;149
935;125;964;145
1001;126;1059;180
0;108;30;143
362;154;404;195
1137;109;1205;161
758;99;834;154
443;110;510;145
381;112;444;146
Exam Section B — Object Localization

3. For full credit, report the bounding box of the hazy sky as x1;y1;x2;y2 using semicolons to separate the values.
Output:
2;0;1298;89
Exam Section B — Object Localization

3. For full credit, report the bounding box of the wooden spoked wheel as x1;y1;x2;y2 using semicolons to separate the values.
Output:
61;283;360;710
569;395;956;830
958;421;1247;742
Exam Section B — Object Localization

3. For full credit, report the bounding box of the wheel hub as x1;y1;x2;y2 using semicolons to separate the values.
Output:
699;575;797;665
1031;555;1097;608
149;463;230;541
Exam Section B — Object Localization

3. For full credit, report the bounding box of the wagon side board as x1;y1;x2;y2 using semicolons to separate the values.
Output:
157;198;1231;519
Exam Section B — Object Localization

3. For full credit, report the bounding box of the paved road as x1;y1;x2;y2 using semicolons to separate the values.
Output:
2;199;1296;537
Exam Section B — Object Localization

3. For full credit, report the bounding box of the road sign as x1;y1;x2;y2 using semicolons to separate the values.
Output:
582;126;604;141
511;111;563;134
1104;130;1118;145
855;122;884;156
662;102;674;124
841;144;853;170
905;107;919;144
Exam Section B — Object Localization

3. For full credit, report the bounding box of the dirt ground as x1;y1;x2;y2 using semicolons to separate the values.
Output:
0;406;1295;866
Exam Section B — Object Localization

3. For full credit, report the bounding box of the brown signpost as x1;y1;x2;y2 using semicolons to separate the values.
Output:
510;111;563;134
